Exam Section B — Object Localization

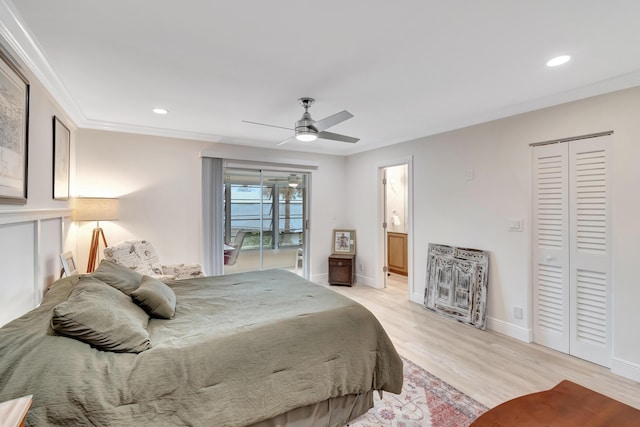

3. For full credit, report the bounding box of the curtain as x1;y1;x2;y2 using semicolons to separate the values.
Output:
202;157;224;276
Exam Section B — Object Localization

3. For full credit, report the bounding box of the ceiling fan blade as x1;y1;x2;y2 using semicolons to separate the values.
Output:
311;110;353;132
242;120;293;131
276;136;296;146
318;131;359;143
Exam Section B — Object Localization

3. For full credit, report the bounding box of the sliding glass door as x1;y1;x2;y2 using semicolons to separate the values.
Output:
223;168;307;276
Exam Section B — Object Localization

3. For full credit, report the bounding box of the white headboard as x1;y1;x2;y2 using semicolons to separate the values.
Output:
0;209;72;327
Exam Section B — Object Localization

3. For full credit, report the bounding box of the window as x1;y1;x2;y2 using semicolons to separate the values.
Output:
224;170;306;250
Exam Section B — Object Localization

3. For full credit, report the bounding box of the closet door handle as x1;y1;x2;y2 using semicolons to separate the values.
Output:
545;255;554;262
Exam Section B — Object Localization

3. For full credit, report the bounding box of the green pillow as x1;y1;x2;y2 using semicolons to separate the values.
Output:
131;276;177;319
92;259;142;296
51;276;152;353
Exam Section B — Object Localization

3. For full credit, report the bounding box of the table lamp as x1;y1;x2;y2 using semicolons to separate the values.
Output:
73;197;119;272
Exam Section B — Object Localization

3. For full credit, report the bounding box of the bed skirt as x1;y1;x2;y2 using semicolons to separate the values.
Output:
249;391;373;427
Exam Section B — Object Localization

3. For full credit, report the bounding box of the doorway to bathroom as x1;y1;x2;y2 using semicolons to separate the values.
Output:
380;161;411;295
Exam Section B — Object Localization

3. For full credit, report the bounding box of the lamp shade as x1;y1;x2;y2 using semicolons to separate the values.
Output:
73;197;119;221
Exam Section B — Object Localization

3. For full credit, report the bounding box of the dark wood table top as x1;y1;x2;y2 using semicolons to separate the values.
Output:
472;380;640;426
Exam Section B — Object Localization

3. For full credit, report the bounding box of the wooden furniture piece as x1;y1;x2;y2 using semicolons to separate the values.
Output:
471;380;640;426
0;395;32;427
424;243;489;330
387;232;408;276
328;254;356;286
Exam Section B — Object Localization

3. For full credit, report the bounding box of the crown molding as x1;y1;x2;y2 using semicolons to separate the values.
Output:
81;118;228;143
0;0;85;125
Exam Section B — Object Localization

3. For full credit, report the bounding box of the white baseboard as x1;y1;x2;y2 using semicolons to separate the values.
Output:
611;357;640;383
409;293;422;304
310;273;328;284
486;316;532;343
355;274;376;287
311;273;376;288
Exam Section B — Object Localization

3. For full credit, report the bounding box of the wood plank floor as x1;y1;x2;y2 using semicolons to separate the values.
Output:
323;275;640;410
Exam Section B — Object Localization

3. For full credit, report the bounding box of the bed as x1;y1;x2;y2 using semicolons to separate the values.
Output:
0;262;403;426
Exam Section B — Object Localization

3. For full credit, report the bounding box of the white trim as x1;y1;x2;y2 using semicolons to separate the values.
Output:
610;356;640;383
355;273;375;287
409;292;422;305
223;159;319;171
0;0;84;124
376;156;414;299
0;208;72;225
0;211;69;325
201;148;320;170
486;316;532;343
84;118;224;142
33;219;41;306
311;273;328;284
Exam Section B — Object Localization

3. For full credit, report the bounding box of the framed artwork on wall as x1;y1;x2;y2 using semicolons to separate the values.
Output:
332;229;356;255
0;48;30;205
53;116;70;200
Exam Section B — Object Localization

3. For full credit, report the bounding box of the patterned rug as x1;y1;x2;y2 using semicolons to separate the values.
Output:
349;357;489;426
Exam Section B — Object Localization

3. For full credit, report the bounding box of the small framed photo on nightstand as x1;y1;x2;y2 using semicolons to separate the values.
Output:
60;251;78;276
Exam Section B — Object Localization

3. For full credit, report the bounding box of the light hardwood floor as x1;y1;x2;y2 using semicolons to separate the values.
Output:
323;274;640;410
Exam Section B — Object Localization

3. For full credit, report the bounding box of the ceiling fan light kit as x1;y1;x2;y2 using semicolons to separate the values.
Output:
243;97;359;146
295;132;317;142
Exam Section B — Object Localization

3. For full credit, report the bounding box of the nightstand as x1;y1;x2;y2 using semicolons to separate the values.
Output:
328;254;356;286
0;395;32;427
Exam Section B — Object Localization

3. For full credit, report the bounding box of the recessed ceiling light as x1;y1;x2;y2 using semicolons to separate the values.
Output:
546;55;571;67
152;108;169;115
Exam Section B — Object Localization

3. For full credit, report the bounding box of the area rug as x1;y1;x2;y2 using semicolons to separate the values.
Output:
348;357;489;427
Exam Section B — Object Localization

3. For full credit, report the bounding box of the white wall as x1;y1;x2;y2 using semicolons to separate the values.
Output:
0;45;75;326
75;129;348;280
345;86;640;381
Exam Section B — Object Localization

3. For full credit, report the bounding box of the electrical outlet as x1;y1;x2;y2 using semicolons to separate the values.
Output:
359;263;363;272
514;307;523;320
465;169;475;181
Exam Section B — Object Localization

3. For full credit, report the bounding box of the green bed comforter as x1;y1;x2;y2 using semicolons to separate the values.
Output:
0;269;402;426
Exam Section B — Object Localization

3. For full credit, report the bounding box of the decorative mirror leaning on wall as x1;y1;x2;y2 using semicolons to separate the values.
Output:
424;243;489;330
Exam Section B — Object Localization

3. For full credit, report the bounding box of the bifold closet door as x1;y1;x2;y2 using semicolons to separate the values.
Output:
533;136;611;367
533;143;570;354
568;138;611;367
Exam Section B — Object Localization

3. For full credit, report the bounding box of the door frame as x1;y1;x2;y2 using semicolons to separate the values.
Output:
376;155;417;302
222;166;311;279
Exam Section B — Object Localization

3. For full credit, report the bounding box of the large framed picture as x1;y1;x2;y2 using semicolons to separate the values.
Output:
53;116;70;200
332;229;356;255
0;48;29;205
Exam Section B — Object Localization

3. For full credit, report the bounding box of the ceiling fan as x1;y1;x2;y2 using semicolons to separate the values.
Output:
243;98;359;146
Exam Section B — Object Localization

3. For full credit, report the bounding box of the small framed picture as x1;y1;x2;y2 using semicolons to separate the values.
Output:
332;229;356;255
60;251;78;276
53;116;70;200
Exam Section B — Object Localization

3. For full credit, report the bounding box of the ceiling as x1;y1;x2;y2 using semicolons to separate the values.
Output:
4;1;640;156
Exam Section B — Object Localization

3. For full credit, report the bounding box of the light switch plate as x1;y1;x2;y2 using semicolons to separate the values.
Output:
508;219;523;232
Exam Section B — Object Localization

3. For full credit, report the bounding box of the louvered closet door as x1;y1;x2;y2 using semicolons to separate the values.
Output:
569;138;611;367
532;137;611;367
533;143;570;353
